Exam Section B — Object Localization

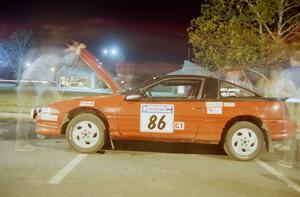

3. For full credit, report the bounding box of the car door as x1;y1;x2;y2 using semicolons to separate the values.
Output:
195;79;258;142
118;77;205;141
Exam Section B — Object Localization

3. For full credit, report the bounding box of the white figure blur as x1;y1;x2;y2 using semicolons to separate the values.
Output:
15;44;84;151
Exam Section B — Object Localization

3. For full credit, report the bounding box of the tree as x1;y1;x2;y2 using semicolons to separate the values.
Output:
242;0;300;64
0;29;39;81
188;0;300;72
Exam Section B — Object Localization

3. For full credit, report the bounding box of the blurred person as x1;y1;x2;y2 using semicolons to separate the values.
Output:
15;43;84;151
261;68;282;97
274;51;300;168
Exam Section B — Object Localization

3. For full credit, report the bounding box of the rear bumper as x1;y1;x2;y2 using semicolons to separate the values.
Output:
260;118;297;153
266;119;297;141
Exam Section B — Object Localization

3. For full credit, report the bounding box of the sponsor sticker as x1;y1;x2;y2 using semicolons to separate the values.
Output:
140;104;174;133
207;107;222;114
80;101;95;107
224;102;236;107
220;88;240;97
206;102;223;107
206;102;223;114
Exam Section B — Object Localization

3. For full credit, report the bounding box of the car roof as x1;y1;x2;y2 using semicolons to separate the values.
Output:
151;74;261;97
154;74;213;80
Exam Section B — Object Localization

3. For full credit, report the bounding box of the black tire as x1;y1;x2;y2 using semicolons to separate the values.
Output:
223;121;264;161
66;113;106;153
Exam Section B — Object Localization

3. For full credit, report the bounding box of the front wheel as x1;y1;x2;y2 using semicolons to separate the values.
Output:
223;121;264;161
66;113;106;153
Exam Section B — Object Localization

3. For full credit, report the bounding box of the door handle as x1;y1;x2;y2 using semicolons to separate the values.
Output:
192;106;202;110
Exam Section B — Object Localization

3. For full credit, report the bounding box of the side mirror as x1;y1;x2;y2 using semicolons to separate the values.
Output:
125;94;141;101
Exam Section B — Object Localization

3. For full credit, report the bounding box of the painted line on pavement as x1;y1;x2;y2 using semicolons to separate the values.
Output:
48;154;87;185
255;159;300;193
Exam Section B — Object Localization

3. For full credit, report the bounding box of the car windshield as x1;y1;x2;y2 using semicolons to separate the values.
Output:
120;77;160;95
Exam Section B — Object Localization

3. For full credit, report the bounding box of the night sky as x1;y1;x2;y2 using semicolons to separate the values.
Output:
0;0;203;65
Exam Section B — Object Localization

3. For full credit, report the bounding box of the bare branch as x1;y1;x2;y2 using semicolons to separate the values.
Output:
261;21;276;40
245;0;276;39
282;4;298;14
281;24;299;38
280;12;300;31
278;0;284;35
0;29;37;80
241;22;260;32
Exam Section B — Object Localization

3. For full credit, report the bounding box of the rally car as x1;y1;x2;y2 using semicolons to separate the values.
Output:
32;43;296;161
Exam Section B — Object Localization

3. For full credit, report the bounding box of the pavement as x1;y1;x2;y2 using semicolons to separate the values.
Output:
1;116;300;196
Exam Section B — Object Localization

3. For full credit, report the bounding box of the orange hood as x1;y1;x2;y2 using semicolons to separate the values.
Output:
66;42;120;94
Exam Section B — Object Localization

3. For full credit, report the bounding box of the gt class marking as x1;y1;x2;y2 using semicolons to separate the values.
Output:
174;122;185;130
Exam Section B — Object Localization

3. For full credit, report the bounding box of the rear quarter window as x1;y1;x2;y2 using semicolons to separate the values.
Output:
220;82;255;98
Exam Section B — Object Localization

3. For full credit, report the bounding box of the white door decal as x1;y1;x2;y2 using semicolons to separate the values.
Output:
140;104;174;133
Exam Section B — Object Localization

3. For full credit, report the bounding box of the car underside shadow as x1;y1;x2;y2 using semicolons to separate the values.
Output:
107;140;227;156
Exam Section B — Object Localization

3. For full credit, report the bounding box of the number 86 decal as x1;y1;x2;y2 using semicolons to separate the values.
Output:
148;115;166;130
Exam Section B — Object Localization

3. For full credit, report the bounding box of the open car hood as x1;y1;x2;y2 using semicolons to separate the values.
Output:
68;42;119;94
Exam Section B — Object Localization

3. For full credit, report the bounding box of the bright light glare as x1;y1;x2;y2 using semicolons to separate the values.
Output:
26;63;31;67
51;67;55;72
111;48;118;55
103;49;108;54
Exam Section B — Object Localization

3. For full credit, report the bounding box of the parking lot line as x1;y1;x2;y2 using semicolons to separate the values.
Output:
255;159;300;193
48;154;87;185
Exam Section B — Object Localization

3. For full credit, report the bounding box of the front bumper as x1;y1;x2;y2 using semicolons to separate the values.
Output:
32;108;62;136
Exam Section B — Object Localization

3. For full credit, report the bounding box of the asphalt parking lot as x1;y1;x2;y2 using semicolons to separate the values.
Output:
1;119;300;197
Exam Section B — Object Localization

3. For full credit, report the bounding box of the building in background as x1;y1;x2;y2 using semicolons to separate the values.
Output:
56;57;111;93
167;60;212;76
116;61;180;91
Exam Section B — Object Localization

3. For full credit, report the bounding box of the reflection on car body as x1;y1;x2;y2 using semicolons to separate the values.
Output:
33;43;297;161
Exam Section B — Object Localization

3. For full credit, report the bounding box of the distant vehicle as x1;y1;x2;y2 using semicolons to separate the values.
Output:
32;43;296;161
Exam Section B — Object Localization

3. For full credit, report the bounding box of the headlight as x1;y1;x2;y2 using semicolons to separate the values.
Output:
41;107;60;114
39;107;60;122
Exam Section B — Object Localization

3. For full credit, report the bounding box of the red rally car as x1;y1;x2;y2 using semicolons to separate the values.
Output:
32;43;296;161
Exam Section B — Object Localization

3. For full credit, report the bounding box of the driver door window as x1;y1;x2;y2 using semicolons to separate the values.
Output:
143;79;203;99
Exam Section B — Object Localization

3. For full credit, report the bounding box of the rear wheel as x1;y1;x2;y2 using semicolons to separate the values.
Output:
66;113;106;153
223;121;264;161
